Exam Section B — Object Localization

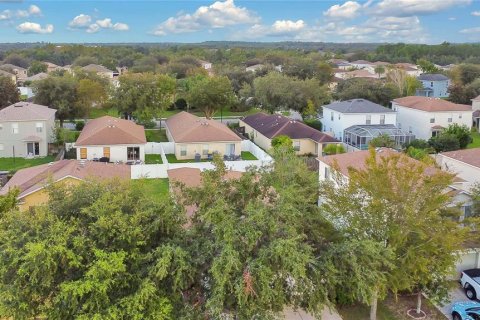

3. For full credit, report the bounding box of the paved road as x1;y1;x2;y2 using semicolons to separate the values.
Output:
436;284;467;320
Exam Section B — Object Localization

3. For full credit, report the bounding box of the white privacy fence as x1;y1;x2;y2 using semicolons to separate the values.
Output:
132;140;272;179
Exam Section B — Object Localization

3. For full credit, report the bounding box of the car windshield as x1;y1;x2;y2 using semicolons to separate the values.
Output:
467;307;480;312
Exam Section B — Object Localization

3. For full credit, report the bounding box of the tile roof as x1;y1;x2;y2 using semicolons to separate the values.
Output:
166;112;241;143
0;160;130;198
0;64;26;71
75;116;146;146
418;73;449;81
393;96;472;112
350;60;373;65
241;113;339;143
440;148;480;169
25;72;48;81
324;99;395;114
343;69;377;78
82;64;114;73
0;102;56;121
0;69;14;77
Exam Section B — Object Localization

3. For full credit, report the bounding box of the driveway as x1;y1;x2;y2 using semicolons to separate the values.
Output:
436;284;469;320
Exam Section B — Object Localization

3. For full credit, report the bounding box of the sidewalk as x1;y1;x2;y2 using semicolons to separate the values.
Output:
283;306;342;320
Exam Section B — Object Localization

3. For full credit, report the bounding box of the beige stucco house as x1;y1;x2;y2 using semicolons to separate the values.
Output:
239;113;339;156
165;112;242;160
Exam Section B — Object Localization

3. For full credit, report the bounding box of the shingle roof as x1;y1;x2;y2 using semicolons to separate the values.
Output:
0;64;26;71
0;69;14;77
241;113;339;143
166;112;241;143
441;148;480;169
393;96;472;112
25;72;48;81
350;60;372;65
0;160;130;198
324;99;395;114
82;64;114;73
343;69;377;78
75;116;146;146
418;73;449;81
0;102;56;121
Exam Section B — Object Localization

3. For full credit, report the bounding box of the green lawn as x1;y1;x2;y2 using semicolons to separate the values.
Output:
145;154;163;164
0;156;56;172
145;129;168;142
338;302;398;320
468;131;480;149
165;154;210;163
64;130;80;143
241;151;258;160
89;107;119;119
132;178;169;202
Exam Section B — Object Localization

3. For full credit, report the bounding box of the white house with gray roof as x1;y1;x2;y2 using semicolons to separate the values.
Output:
0;102;56;158
416;73;450;98
321;99;397;141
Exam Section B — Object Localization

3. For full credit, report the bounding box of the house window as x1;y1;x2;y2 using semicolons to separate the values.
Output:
27;142;39;156
325;167;330;180
293;141;300;151
380;114;385;125
464;205;473;219
202;144;209;156
408;126;413;134
459;114;463;119
36;122;43;133
80;148;87;159
338;113;341;120
226;143;236;155
398;122;402;129
0;144;3;151
430;118;435;123
127;147;140;160
430;81;434;87
180;145;187;157
331;111;334;121
0;124;3;131
366;115;371;125
448;116;452;123
11;123;18;134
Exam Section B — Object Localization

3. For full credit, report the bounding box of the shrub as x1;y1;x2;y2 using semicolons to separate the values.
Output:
405;139;429;150
369;134;395;148
174;98;187;110
323;143;346;155
304;119;322;131
428;133;460;152
75;121;85;131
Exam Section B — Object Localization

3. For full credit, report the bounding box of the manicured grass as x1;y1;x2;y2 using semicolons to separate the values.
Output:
0;156;56;172
133;178;169;202
145;154;163;164
145;129;168;142
89;107;119;119
338;302;398;320
64;130;80;143
241;151;258;160
165;154;209;163
468;131;480;149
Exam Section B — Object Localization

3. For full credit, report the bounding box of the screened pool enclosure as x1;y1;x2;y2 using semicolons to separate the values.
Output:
343;124;415;150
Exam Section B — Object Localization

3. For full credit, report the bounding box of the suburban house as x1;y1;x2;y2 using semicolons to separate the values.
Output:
334;69;378;80
43;62;62;73
349;60;374;70
0;102;56;158
239;113;339;156
436;148;480;192
473;95;480;130
329;59;351;70
322;99;414;150
392;96;472;140
81;64;115;78
198;60;212;70
0;69;16;83
0;160;130;210
24;72;48;82
0;64;28;82
318;148;471;220
393;63;422;77
245;64;265;72
165;112;242;160
75;116;146;162
416;73;450;98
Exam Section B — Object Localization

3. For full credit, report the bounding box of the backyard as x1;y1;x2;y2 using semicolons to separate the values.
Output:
145;129;168;142
0;156;56;172
468;131;480;149
165;151;257;163
132;178;169;202
145;154;163;164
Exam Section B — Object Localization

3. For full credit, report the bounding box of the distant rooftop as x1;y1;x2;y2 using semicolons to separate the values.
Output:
393;96;471;112
418;73;449;81
0;102;56;121
323;99;395;114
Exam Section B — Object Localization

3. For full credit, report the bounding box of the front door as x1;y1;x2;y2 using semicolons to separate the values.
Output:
27;142;39;156
127;147;140;160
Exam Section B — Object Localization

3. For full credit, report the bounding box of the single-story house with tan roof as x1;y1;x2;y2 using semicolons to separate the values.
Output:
239;113;339;156
81;64;114;78
165;111;242;160
392;96;472;140
75;116;146;162
0;160;130;210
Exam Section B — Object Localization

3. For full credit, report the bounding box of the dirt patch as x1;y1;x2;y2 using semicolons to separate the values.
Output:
384;295;447;320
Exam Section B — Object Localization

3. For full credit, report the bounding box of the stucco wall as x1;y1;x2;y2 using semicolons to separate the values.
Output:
174;141;241;160
19;177;80;211
76;144;146;162
393;103;472;140
419;79;450;98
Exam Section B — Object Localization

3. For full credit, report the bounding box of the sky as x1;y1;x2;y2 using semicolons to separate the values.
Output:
0;0;479;44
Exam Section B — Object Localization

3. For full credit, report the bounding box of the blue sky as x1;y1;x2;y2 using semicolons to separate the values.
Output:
0;0;479;43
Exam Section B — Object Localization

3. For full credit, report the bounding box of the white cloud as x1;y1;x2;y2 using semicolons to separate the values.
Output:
0;5;41;21
460;27;480;33
69;14;128;33
472;11;480;16
323;1;362;19
152;0;259;36
16;22;53;34
0;10;11;21
28;5;42;16
448;17;456;21
242;19;306;38
69;14;92;28
372;0;471;17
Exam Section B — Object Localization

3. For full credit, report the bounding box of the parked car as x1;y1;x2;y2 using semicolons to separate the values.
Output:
452;301;480;320
461;269;480;300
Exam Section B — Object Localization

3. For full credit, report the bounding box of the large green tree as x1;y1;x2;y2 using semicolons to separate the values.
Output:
0;180;190;319
187;76;234;118
335;78;400;106
320;148;466;319
0;76;20;108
